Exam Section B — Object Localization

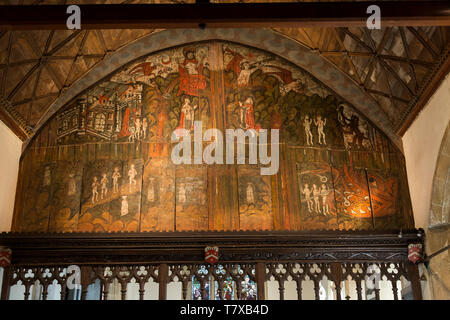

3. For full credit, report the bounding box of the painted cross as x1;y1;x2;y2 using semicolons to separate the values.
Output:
205;246;219;264
408;243;423;264
0;248;11;267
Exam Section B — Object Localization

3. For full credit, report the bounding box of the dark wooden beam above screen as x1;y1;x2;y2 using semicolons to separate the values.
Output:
0;1;450;30
0;230;424;265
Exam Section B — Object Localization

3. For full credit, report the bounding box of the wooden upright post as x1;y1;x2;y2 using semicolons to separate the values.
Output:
80;266;92;300
1;266;12;300
158;263;168;300
406;263;423;300
256;262;266;300
330;263;343;300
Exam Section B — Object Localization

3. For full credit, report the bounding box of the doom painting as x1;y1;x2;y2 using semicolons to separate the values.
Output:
297;162;337;230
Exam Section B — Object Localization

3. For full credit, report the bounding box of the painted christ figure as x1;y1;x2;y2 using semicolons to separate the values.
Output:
177;48;207;96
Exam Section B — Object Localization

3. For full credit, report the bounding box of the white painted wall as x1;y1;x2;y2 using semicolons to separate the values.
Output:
403;74;450;228
0;120;22;232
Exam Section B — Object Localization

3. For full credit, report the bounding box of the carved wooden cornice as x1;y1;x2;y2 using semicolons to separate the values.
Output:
397;43;450;136
0;229;424;266
0;96;32;141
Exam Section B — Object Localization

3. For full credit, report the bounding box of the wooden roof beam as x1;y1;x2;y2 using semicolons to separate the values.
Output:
0;2;450;30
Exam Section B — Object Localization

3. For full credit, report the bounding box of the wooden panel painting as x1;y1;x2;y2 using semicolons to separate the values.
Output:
297;162;337;230
14;41;414;233
367;170;400;230
140;158;175;232
332;166;373;230
175;166;208;231
20;162;55;232
78;159;142;232
238;166;273;231
48;161;83;232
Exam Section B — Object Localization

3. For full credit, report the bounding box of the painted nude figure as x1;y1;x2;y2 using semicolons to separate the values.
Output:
314;115;327;145
302;184;313;213
142;118;148;139
91;177;99;204
135;118;142;140
303;115;313;146
128;164;137;192
312;184;321;214
112;167;121;193
100;173;108;200
320;184;331;216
